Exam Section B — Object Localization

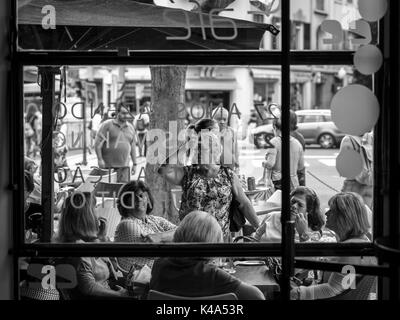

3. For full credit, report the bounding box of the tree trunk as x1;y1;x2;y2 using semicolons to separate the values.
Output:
146;66;187;223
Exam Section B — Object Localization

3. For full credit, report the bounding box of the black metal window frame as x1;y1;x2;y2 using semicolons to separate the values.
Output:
10;0;390;300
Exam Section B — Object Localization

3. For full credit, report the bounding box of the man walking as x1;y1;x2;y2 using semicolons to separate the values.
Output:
95;104;137;182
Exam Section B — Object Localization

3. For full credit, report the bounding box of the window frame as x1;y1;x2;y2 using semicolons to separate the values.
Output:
11;0;389;300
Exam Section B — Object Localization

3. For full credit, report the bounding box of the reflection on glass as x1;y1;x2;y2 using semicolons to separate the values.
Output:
23;65;284;243
290;0;379;51
17;0;281;51
19;255;280;300
290;261;378;300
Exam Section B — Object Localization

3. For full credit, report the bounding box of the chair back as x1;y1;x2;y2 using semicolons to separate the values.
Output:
76;171;118;193
93;182;124;198
147;290;238;300
20;280;60;300
95;198;121;240
326;275;377;300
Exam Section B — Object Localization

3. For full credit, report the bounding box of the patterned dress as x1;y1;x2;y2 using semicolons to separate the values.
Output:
179;166;234;239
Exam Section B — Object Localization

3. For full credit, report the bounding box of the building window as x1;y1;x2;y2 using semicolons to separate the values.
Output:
316;0;326;11
303;23;311;50
291;22;302;50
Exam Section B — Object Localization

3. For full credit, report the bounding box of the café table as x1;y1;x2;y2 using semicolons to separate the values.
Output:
245;187;273;204
231;262;280;299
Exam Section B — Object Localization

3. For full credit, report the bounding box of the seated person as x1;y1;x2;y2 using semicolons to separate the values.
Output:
114;181;176;272
291;192;376;300
24;158;43;222
254;186;334;243
55;192;129;299
24;170;40;242
150;211;265;300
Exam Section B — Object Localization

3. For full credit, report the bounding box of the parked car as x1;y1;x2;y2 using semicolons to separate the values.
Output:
250;109;345;149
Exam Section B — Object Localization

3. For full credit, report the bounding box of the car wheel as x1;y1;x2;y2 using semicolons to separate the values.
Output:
318;133;335;149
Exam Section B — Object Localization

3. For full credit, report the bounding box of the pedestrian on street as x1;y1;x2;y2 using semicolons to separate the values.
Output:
339;132;373;209
258;117;305;191
94;103;137;183
212;106;239;173
133;99;150;158
289;110;306;186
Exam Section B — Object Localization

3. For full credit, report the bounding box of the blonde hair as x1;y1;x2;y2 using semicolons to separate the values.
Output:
56;192;99;243
328;192;370;242
174;211;223;243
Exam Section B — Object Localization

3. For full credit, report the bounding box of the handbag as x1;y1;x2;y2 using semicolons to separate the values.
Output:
223;167;246;232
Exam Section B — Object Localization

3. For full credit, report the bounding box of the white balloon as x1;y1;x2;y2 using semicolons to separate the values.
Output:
331;85;380;136
336;149;363;179
354;45;383;75
358;0;388;22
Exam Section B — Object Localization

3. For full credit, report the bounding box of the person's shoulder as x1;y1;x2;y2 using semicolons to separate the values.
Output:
117;218;139;229
212;265;242;288
126;121;137;132
341;135;353;146
291;136;303;149
149;215;168;223
100;119;113;128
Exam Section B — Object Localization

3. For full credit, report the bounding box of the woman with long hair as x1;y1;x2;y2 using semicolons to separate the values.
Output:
56;192;129;299
290;192;375;300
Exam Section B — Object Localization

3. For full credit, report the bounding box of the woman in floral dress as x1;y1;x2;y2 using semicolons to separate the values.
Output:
159;119;259;241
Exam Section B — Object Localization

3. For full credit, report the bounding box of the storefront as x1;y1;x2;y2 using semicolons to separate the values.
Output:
1;0;400;302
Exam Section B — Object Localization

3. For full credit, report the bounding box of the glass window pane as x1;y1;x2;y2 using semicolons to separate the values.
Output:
290;0;380;51
290;259;378;300
19;255;281;300
288;65;374;250
17;0;281;51
23;65;282;244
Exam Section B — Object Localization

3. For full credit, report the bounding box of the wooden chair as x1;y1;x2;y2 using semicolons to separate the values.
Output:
147;290;238;300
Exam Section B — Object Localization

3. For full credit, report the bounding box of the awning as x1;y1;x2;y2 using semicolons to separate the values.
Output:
18;0;280;51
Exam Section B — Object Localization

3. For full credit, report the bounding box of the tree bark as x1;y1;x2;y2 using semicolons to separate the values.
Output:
146;66;187;223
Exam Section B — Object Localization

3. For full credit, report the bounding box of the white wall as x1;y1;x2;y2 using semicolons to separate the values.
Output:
0;0;12;300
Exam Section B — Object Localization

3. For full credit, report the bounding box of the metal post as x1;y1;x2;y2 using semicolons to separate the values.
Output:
280;0;294;301
39;67;60;243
